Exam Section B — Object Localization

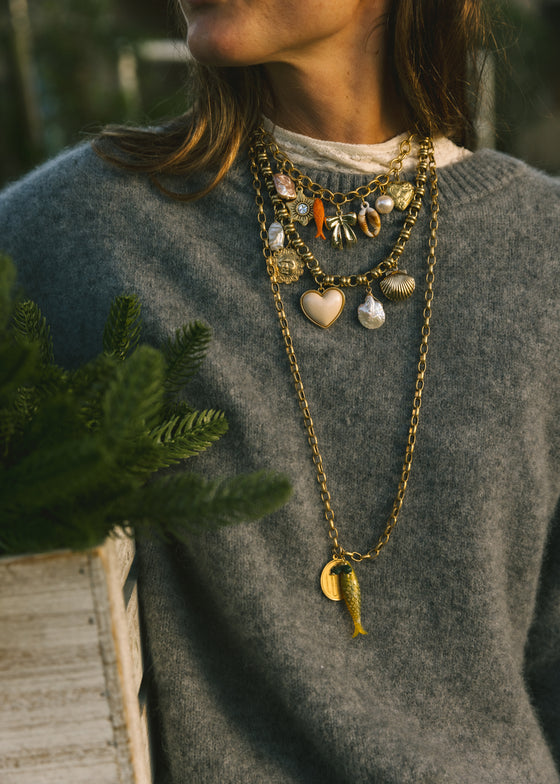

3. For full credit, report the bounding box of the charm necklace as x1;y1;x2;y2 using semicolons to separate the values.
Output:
249;130;439;636
252;127;428;329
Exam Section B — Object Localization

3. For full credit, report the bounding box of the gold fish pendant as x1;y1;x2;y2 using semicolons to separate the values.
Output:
321;559;367;637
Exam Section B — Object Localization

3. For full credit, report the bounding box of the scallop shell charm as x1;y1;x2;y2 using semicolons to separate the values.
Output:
379;270;416;301
357;293;385;329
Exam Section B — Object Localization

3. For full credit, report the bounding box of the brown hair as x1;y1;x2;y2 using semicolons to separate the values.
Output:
95;0;493;201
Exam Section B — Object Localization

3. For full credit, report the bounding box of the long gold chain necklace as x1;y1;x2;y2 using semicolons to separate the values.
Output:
249;130;439;637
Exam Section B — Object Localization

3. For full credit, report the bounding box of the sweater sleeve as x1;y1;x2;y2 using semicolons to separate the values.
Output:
525;502;560;768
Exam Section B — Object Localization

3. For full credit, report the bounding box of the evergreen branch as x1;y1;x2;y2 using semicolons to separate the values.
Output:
148;409;228;464
0;432;110;517
0;256;292;556
12;300;54;365
163;321;212;398
70;353;122;430
13;385;40;422
102;345;166;436
0;408;20;459
0;337;40;406
115;470;293;538
102;294;142;360
0;253;17;330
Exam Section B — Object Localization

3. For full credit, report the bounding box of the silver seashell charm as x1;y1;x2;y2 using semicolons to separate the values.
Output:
379;270;416;301
357;293;385;329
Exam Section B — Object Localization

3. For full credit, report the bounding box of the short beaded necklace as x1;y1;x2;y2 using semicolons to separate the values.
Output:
249;128;439;637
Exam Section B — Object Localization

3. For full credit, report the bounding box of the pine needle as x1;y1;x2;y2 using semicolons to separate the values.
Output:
12;300;54;365
102;294;142;360
164;320;212;398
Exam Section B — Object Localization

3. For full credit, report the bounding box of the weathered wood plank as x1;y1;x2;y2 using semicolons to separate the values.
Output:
0;539;151;784
96;537;152;784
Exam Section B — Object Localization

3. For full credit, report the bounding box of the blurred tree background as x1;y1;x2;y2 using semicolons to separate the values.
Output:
0;0;559;188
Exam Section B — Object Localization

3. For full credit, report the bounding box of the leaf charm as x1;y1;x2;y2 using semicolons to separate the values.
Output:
325;212;357;249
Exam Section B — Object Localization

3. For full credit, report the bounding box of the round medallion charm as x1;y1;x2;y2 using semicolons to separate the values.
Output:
272;248;305;283
320;559;345;601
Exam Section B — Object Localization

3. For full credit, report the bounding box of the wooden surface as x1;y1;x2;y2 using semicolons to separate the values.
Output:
0;533;152;784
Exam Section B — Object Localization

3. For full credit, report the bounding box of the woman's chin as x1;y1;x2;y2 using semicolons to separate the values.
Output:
187;31;252;67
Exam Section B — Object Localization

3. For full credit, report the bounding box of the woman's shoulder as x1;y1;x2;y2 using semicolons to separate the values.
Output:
438;147;560;212
0;141;149;216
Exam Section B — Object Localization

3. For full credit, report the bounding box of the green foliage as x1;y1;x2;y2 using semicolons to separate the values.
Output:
0;255;291;555
102;294;142;360
164;321;213;398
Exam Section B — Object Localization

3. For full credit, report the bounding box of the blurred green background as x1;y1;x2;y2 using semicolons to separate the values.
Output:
1;0;559;188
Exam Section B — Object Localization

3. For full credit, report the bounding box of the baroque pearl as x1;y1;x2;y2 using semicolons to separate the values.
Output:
357;294;385;329
268;221;285;251
375;194;394;214
273;173;296;199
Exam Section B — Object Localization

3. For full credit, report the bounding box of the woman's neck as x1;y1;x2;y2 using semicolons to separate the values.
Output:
262;8;406;144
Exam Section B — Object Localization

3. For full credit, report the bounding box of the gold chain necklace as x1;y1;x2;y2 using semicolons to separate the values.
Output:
260;127;414;207
251;128;431;329
249;132;439;637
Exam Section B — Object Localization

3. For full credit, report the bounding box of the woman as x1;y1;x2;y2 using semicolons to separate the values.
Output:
1;1;559;782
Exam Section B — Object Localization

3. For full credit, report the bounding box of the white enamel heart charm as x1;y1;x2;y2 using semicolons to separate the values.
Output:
300;288;345;328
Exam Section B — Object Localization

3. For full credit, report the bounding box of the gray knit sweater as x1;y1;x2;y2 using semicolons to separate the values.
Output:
1;143;559;784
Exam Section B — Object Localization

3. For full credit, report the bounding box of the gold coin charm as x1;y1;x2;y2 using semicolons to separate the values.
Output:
386;181;415;211
272;248;305;283
320;559;345;600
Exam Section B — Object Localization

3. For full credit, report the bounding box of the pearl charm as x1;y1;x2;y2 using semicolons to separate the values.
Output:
268;221;285;251
375;194;394;214
357;294;385;329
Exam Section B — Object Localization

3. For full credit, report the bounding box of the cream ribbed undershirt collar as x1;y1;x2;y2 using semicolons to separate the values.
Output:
262;117;471;174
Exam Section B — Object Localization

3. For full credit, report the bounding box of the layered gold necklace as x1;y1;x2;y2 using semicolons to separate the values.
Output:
249;127;439;637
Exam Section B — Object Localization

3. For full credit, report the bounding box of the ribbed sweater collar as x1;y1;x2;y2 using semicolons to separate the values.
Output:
237;143;530;211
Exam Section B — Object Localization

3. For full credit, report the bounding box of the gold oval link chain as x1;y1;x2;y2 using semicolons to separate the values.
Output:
250;139;439;562
252;131;429;290
260;128;414;206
